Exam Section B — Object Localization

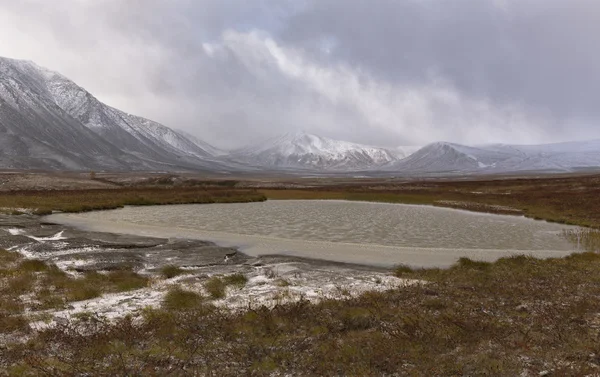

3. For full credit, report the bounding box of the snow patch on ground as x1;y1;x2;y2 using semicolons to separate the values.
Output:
54;259;95;276
31;267;421;329
31;288;166;329
0;207;35;215
27;230;67;242
215;270;420;309
9;243;102;260
6;228;25;235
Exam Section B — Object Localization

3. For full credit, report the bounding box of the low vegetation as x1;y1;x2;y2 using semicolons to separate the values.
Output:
160;265;186;279
0;187;265;215
563;228;600;252
204;274;248;300
0;249;148;339
2;252;600;375
162;287;205;311
260;173;600;228
204;276;227;299
222;273;249;288
2;174;600;374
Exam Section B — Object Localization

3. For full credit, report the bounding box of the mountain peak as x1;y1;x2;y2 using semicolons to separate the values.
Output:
231;132;401;171
0;56;63;80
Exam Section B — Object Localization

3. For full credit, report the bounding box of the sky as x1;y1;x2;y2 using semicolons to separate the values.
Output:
0;0;599;149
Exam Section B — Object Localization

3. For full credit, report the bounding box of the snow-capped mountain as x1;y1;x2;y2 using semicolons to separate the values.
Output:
2;56;599;175
44;66;220;163
229;132;401;171
0;58;137;170
0;57;225;171
390;140;600;174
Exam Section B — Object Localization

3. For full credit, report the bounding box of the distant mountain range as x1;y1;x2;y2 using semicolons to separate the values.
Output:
389;140;600;175
1;56;599;176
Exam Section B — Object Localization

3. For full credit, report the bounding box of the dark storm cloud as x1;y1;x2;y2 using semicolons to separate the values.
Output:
282;0;600;127
0;0;598;148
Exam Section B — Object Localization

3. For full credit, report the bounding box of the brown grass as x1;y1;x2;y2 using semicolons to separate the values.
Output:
260;174;600;228
3;174;600;374
0;250;149;335
160;265;186;279
0;187;265;214
4;252;600;375
204;277;227;299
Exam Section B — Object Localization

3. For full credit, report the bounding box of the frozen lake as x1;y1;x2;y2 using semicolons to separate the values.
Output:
47;200;580;268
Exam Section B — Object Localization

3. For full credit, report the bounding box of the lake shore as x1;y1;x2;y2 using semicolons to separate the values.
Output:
45;199;580;269
1;213;414;325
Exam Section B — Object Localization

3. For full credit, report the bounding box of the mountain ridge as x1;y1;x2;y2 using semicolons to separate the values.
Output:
0;57;226;172
1;56;599;175
390;140;600;174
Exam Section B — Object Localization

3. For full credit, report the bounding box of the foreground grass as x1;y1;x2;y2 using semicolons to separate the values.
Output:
0;250;148;338
2;252;600;375
260;174;600;228
0;187;266;215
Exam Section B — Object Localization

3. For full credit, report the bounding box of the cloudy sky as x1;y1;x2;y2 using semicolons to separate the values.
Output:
1;0;598;149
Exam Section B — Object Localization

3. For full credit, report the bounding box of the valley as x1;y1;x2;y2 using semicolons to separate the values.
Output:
0;172;599;375
2;2;599;374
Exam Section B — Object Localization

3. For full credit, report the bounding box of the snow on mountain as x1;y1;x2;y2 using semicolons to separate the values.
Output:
229;132;400;171
391;140;600;174
45;70;218;161
0;57;143;170
0;56;226;171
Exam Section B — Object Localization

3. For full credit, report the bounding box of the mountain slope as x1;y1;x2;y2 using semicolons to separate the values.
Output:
391;140;600;174
229;132;401;171
0;57;224;171
44;70;220;163
0;58;143;170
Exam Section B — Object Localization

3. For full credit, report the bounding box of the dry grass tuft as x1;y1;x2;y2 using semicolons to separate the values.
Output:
204;277;226;299
160;265;185;279
162;287;205;311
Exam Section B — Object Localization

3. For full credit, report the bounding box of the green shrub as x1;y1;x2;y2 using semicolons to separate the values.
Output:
394;264;413;276
455;257;492;271
68;285;101;302
205;277;226;299
223;273;248;288
106;270;149;292
161;265;185;279
163;287;204;311
0;249;20;264
18;259;48;272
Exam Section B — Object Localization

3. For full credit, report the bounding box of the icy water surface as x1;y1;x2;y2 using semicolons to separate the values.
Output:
48;200;580;268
